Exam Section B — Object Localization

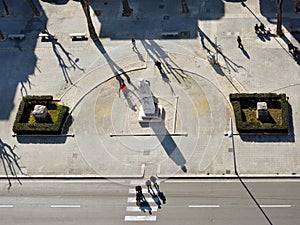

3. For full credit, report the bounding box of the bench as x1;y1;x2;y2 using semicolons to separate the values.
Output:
8;34;25;40
161;31;179;38
39;33;56;40
69;33;87;41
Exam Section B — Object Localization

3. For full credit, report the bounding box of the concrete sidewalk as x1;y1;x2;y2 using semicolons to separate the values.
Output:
0;0;299;179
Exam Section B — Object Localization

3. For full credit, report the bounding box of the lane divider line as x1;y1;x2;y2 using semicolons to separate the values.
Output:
188;205;220;208
50;205;81;208
0;205;13;208
260;205;291;208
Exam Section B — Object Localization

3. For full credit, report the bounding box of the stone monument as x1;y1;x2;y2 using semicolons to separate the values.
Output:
32;105;48;121
138;79;163;122
256;102;269;120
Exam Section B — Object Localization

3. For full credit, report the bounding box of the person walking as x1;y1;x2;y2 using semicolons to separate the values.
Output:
259;23;265;33
237;36;243;49
288;42;294;52
131;37;136;50
155;61;162;71
254;24;260;34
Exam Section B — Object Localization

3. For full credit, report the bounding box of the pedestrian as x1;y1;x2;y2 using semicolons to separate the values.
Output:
259;23;265;32
254;24;259;34
155;61;162;70
237;36;243;49
131;37;136;50
288;42;294;52
292;46;298;59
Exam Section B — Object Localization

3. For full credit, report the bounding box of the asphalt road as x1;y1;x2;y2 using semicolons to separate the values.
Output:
0;179;299;225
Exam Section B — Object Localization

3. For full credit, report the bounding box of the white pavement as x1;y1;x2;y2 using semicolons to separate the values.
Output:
0;0;299;178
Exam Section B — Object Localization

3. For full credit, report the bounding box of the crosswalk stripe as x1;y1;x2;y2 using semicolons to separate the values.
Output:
130;180;160;185
124;216;156;221
129;188;149;194
126;206;158;212
127;197;155;203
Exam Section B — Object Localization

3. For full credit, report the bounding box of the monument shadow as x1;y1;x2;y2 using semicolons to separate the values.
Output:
150;122;187;172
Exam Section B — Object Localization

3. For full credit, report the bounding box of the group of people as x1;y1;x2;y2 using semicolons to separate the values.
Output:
135;177;167;214
254;23;270;35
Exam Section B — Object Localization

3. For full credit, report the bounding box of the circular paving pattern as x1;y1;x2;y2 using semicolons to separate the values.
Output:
73;57;229;176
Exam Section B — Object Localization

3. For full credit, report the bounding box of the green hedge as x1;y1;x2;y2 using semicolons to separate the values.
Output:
230;93;289;133
13;96;69;135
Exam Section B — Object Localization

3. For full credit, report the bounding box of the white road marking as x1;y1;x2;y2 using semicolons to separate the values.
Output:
124;216;156;221
260;205;291;208
129;188;149;194
188;205;220;208
127;197;155;203
130;180;160;185
0;205;13;208
165;179;300;183
50;205;81;208
126;206;158;212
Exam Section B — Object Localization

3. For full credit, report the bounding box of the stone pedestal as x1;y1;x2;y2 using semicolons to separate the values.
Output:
138;79;163;123
33;105;48;121
256;102;269;120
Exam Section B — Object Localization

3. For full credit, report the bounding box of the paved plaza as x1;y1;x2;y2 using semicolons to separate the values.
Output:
0;0;299;179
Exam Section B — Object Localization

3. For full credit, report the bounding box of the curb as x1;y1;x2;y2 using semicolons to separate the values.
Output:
1;174;300;180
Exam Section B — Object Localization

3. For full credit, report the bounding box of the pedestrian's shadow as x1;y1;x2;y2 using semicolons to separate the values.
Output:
240;47;250;59
150;123;187;172
149;177;167;204
0;139;23;190
139;199;153;215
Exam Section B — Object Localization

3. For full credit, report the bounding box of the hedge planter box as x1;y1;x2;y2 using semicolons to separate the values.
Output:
230;93;289;133
13;95;69;135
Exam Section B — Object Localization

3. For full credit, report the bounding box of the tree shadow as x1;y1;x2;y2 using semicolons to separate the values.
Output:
92;39;133;87
259;0;299;42
0;139;23;190
41;0;69;4
141;39;189;87
89;0;224;40
197;26;245;74
50;37;84;85
0;1;47;120
150;122;187;172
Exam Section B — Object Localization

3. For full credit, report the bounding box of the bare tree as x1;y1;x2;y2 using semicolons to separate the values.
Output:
122;0;132;16
276;0;283;36
181;0;189;14
80;0;98;40
28;0;40;17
